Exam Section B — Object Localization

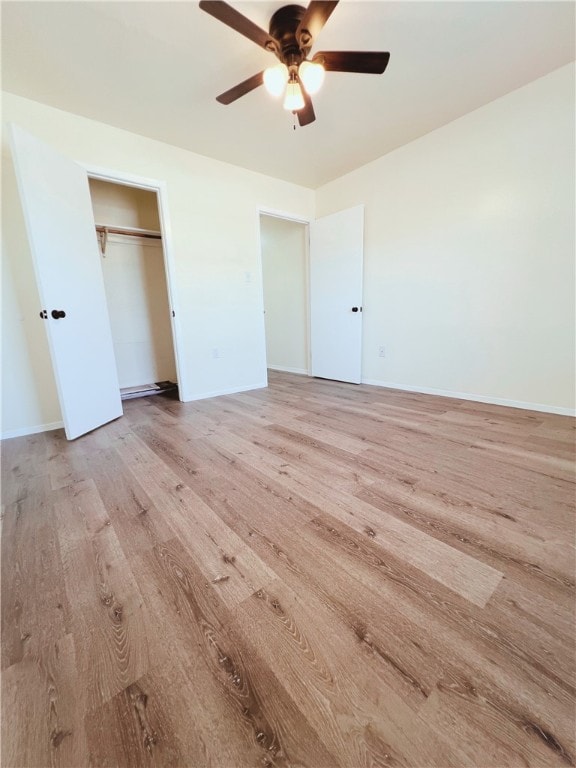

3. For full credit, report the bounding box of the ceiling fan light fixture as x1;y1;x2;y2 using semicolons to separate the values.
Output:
263;63;289;97
298;60;325;95
200;0;391;127
283;79;305;111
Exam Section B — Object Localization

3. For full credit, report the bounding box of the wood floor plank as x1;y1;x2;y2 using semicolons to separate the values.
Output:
84;659;203;768
202;426;504;607
356;479;575;603
1;633;88;768
1;476;68;670
127;536;340;767
303;512;575;750
230;577;463;767
491;576;575;647
2;372;574;767
420;685;569;768
87;446;177;559
1;432;48;505
144;441;443;714
225;393;370;455
482;579;575;691
359;441;575;533
45;429;90;491
469;437;575;482
108;431;277;608
132;416;323;529
191;472;442;712
53;479;150;710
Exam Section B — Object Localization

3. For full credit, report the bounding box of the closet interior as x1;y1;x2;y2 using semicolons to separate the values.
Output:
88;179;178;400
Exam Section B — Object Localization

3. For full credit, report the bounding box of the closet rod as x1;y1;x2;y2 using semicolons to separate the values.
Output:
95;225;162;240
95;224;162;255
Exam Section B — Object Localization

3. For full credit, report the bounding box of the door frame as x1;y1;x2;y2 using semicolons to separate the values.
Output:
257;206;312;379
83;164;188;401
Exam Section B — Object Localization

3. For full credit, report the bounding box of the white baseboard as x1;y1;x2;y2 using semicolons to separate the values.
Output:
361;379;575;417
268;366;309;376
182;381;268;402
1;420;64;440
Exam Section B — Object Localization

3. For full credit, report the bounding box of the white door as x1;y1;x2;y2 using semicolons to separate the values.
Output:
309;205;364;384
9;124;123;440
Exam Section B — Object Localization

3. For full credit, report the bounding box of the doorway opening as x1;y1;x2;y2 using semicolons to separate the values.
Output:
259;204;365;386
259;212;310;376
87;175;183;402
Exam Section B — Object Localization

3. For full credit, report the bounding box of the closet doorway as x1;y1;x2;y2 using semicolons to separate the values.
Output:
10;123;186;440
88;179;178;401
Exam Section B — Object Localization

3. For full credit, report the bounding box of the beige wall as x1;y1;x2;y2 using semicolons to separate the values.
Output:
2;62;574;437
260;215;308;374
316;63;575;413
1;91;314;436
89;178;160;231
99;239;177;388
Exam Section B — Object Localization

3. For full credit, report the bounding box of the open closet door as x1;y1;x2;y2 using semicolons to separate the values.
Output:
9;124;122;440
309;205;364;384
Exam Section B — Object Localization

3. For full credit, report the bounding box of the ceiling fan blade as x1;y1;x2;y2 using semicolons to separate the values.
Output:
216;71;264;105
296;1;339;50
313;51;390;74
199;1;278;53
297;87;316;127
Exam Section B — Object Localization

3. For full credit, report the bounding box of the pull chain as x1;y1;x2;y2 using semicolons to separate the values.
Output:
293;111;296;130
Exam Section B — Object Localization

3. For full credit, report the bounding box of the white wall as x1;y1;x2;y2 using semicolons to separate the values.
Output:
316;64;575;414
260;215;308;374
1;92;314;437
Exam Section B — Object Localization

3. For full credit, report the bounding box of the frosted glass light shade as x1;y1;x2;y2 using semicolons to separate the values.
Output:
299;60;325;95
283;80;305;111
263;63;289;97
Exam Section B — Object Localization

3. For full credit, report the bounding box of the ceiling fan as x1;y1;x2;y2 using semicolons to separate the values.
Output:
199;0;390;127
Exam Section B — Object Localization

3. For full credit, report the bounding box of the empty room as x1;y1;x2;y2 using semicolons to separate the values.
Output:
1;1;575;766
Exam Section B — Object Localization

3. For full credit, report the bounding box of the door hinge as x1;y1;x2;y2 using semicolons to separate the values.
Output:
172;310;175;318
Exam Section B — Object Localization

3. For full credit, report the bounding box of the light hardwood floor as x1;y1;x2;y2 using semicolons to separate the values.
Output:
1;371;575;767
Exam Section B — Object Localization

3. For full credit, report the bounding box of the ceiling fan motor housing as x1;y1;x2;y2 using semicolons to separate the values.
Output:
269;4;309;66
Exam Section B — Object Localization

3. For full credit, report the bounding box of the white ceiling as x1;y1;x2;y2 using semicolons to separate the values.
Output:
2;1;574;188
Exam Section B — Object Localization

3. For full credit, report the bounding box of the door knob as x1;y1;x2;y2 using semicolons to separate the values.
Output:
51;309;66;319
351;306;359;312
